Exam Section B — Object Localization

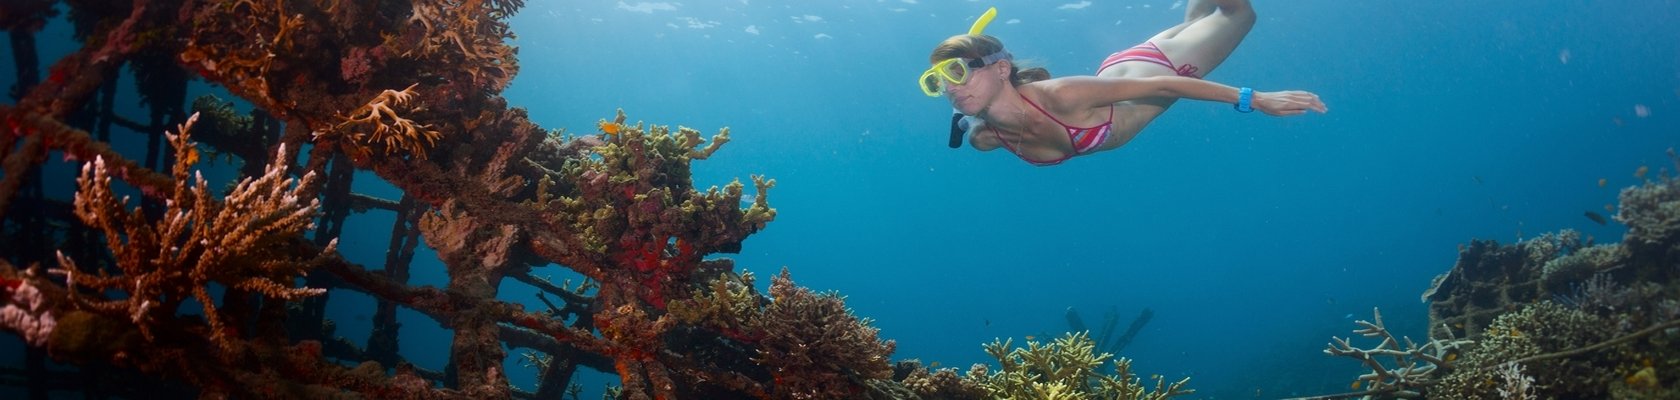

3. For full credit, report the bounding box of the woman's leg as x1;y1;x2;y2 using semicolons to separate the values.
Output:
1150;0;1255;77
1092;0;1255;152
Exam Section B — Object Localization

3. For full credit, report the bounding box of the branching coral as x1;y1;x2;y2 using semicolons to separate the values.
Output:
53;113;333;353
756;268;896;399
1317;308;1469;399
966;331;1193;400
397;0;523;91
666;270;763;340
317;83;443;161
178;0;305;109
527;109;774;308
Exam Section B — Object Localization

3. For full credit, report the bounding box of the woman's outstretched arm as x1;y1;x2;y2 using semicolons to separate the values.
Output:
1047;75;1327;116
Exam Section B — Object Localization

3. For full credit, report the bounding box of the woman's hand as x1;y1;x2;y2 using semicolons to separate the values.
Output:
1254;90;1327;116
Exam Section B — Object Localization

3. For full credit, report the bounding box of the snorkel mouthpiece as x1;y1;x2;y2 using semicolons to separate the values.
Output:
944;7;999;149
949;111;967;148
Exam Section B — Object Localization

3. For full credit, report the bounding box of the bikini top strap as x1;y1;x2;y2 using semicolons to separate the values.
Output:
1015;91;1077;129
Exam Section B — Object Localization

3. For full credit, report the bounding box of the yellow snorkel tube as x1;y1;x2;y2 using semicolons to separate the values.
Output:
969;7;997;36
941;7;999;148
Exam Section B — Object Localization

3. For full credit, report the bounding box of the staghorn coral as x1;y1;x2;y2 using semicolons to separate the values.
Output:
53;113;333;353
965;331;1193;400
1318;308;1469;399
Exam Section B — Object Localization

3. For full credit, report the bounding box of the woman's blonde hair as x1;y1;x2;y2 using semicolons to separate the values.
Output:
928;34;1050;86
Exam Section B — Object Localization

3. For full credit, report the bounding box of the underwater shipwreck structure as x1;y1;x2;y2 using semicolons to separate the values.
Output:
0;1;1196;399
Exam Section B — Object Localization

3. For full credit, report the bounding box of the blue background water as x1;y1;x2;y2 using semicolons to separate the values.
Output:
4;0;1678;398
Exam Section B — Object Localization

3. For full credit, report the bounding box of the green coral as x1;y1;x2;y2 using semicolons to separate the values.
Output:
1429;301;1620;399
965;331;1192;400
665;270;762;336
525;109;774;261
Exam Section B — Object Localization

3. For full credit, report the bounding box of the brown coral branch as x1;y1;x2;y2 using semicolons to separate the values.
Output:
54;113;330;352
321;83;442;161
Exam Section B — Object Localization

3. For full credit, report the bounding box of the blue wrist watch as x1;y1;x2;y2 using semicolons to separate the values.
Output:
1234;87;1254;113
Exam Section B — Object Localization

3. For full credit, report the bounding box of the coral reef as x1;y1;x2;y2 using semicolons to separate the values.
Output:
0;1;950;398
959;331;1193;400
1300;149;1680;400
55;113;330;353
1317;308;1469;399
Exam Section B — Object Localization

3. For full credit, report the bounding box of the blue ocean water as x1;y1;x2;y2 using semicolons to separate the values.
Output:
3;0;1677;398
491;0;1677;397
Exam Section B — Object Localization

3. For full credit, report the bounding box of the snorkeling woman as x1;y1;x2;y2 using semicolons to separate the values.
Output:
922;1;1327;166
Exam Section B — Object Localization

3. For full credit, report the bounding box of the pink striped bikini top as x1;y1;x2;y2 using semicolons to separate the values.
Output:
993;92;1114;166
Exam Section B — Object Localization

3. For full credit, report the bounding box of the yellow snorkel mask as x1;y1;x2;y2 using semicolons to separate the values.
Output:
918;7;1012;97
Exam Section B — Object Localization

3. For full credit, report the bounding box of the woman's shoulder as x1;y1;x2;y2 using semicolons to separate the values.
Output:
1020;78;1090;111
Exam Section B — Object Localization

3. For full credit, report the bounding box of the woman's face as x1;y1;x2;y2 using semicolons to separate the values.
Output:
946;59;1007;116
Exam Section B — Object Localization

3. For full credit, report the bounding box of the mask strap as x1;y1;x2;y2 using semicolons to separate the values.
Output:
980;50;1012;65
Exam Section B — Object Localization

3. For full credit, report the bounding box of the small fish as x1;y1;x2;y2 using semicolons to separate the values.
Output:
1598;178;1607;187
1445;353;1458;362
1350;380;1362;390
1471;175;1483;185
1024;335;1036;341
598;121;622;135
1605;204;1615;213
1636;165;1649;179
929;361;940;368
1584;211;1608;226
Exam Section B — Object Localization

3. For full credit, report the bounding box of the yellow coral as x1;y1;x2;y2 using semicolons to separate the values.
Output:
973;331;1193;400
1626;366;1659;391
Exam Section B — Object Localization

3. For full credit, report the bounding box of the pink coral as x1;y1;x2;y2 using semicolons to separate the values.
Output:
0;279;56;347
